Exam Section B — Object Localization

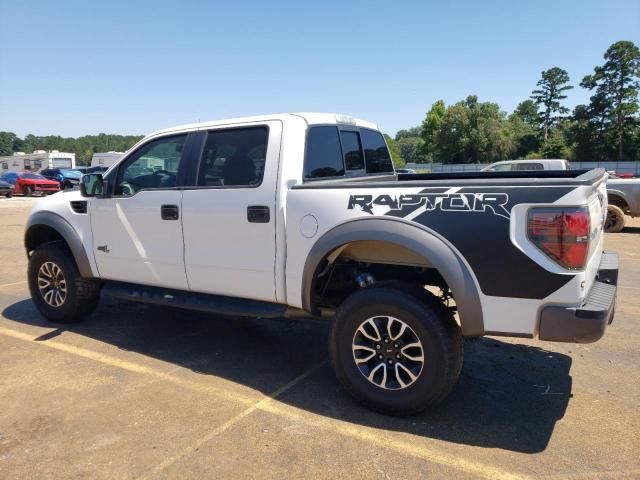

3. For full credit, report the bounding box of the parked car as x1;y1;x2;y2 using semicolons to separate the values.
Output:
0;171;61;196
481;159;638;232
24;113;617;416
76;166;109;174
481;159;570;171
604;177;640;232
40;168;83;189
0;178;12;197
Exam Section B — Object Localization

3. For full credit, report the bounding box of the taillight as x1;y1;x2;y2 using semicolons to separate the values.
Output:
527;207;590;270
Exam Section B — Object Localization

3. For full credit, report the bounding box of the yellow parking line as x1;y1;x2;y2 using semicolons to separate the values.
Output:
0;325;529;480
137;362;327;480
0;280;27;288
0;325;256;407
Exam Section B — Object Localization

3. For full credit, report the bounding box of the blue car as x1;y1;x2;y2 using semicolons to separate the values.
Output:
40;168;83;189
0;177;12;197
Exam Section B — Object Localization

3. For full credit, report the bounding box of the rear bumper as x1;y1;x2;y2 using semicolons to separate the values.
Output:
538;251;618;343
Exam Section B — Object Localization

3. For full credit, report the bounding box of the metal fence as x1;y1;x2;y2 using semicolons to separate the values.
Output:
406;161;640;175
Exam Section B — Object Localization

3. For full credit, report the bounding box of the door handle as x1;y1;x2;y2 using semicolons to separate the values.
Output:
161;204;179;220
247;205;270;223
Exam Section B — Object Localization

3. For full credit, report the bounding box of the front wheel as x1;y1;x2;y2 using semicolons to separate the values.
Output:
23;186;32;197
28;242;101;323
5;191;12;198
329;287;463;416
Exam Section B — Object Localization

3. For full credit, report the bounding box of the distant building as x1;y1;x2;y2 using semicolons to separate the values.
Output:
0;151;76;173
91;151;124;168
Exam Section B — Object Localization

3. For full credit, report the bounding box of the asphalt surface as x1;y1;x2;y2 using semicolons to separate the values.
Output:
0;196;638;480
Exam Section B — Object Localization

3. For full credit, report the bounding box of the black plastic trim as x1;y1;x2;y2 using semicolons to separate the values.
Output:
25;211;94;278
538;252;618;343
301;216;485;336
102;281;287;318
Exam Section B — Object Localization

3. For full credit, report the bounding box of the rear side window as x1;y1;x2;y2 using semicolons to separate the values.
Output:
361;128;393;174
340;130;364;171
198;126;268;187
515;162;544;171
304;126;345;179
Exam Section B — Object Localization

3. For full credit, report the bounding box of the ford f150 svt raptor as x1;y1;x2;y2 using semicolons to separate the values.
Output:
24;113;618;415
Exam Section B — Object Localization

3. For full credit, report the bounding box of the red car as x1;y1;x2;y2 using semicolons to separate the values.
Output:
0;172;61;196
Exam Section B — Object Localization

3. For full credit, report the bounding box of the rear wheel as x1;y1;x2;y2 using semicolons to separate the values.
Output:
329;286;463;416
5;191;12;198
23;186;32;197
605;205;625;233
28;242;101;323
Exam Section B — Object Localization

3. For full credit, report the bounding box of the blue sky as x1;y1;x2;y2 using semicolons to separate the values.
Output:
1;0;638;138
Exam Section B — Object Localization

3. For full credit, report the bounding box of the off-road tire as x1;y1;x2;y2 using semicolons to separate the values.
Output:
28;242;101;323
605;205;625;233
330;286;463;416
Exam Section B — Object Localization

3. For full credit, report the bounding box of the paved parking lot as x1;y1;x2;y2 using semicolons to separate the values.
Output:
1;197;639;480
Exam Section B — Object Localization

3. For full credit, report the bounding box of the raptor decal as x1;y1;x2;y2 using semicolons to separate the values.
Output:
348;192;510;219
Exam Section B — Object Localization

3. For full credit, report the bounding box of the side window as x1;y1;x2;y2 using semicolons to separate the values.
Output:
340;130;364;172
361;128;393;174
116;134;187;196
493;163;513;172
515;162;544;171
304;126;345;179
197;126;268;187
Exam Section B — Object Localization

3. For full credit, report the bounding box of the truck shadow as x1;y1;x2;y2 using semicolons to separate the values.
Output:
3;297;572;454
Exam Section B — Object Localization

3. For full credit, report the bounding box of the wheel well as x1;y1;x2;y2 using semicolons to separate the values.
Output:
311;240;451;313
608;194;629;212
25;225;69;255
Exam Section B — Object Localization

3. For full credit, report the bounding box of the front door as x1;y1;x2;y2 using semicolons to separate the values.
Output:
90;133;190;290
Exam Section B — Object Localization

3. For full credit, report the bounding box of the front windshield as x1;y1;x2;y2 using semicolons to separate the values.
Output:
22;173;45;179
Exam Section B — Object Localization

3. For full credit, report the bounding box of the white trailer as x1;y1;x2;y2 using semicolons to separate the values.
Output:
0;151;76;173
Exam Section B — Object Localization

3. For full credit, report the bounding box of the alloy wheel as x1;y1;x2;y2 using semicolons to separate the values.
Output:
352;316;424;390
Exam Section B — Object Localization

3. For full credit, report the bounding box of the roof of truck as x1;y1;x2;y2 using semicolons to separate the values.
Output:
146;113;379;139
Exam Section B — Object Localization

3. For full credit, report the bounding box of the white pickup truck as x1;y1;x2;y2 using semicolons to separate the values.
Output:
24;113;618;415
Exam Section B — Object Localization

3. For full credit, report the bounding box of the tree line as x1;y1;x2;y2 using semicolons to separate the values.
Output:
1;41;638;167
386;40;640;166
0;132;143;165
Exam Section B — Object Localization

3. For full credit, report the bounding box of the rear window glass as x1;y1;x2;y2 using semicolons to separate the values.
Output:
340;131;364;171
304;126;345;179
361;128;393;174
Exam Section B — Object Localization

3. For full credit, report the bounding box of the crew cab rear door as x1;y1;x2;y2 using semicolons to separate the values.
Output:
90;133;192;290
181;121;282;302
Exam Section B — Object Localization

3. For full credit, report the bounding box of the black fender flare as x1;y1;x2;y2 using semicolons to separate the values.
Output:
301;217;484;336
25;211;94;278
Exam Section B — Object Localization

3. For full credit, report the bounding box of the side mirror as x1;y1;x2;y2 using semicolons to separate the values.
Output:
80;173;107;197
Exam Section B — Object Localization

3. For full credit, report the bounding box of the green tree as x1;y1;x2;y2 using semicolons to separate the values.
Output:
580;40;640;159
508;100;541;158
420;100;446;160
531;67;573;140
384;134;406;167
395;127;421;140
435;95;514;164
0;132;18;156
397;136;427;164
